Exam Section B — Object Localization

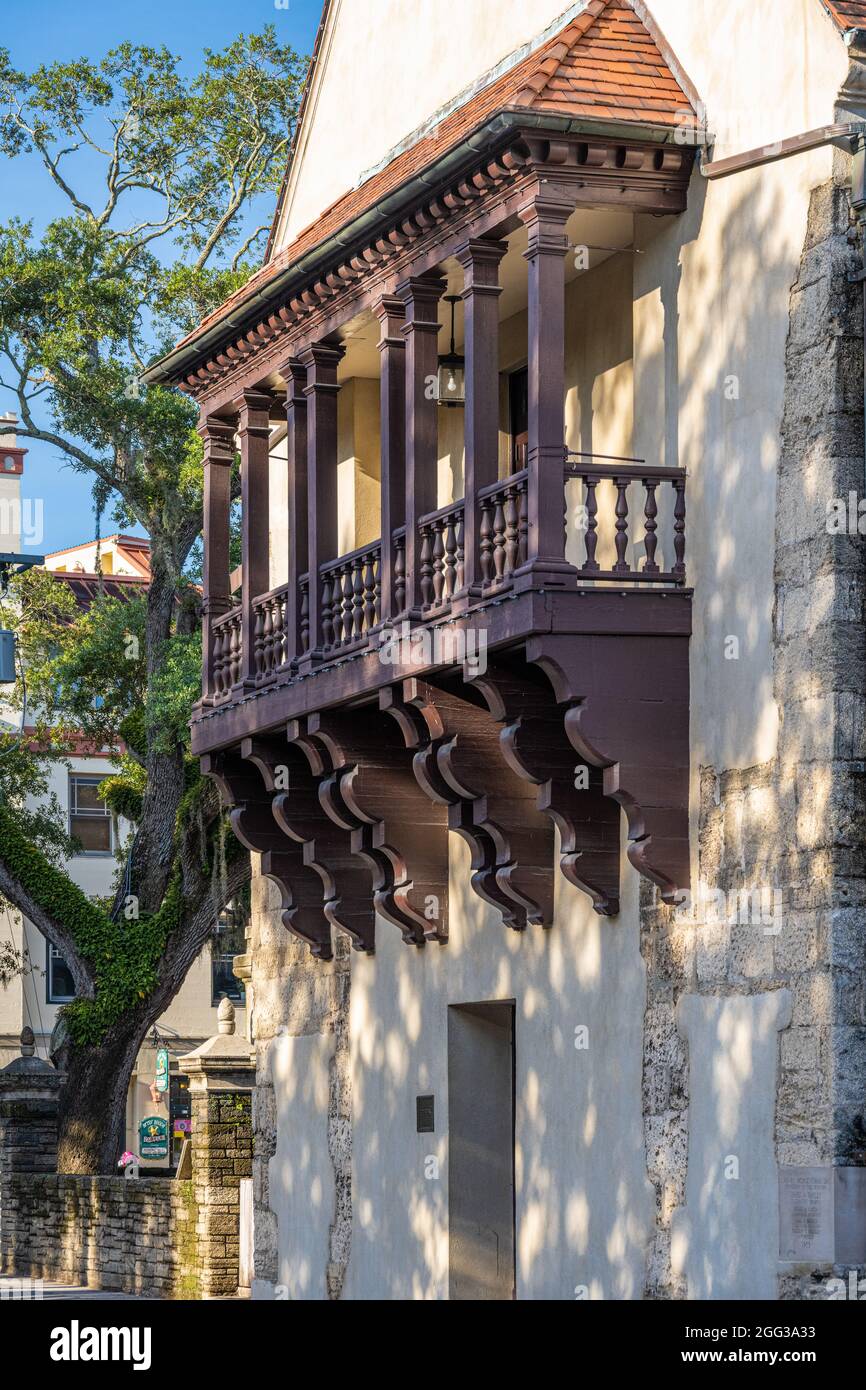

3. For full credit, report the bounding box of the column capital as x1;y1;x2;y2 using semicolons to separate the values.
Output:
280;356;309;405
518;187;573;259
456;237;508;293
233;388;273;435
197;415;236;463
299;338;345;372
374;294;406;348
397;273;447;330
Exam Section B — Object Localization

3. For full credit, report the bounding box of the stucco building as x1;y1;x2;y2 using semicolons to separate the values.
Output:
147;0;866;1298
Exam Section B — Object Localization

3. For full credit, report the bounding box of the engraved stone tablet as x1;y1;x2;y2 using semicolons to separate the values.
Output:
779;1167;834;1262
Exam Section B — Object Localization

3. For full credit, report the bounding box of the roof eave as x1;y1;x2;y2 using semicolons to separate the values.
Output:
144;109;701;390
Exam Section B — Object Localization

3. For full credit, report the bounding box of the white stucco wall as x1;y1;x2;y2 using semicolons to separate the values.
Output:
257;0;852;1299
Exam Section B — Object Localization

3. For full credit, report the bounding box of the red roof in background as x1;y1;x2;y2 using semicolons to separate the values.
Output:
173;0;697;356
51;570;148;613
823;0;866;28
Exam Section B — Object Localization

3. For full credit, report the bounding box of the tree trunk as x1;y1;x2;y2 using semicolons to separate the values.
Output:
129;537;188;913
53;849;251;1174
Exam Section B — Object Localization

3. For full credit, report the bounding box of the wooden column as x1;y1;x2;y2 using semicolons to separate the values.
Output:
374;295;406;622
283;358;308;664
517;188;575;586
398;274;445;615
300;340;344;660
457;238;507;597
236;390;273;688
200;412;236;702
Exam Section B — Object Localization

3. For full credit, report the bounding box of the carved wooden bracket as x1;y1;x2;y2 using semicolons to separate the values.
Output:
201;750;333;960
382;678;555;928
525;634;690;903
469;663;621;916
240;736;375;954
289;707;449;945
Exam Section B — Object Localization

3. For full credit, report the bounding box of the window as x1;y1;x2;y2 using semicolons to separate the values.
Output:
212;952;245;1005
211;904;246;1005
69;774;112;855
46;943;75;1003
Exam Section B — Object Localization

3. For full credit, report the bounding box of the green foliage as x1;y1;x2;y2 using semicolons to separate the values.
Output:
99;755;147;824
146;629;203;754
0;797;183;1045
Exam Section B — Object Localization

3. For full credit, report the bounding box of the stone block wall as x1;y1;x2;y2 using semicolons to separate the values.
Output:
641;167;866;1300
0;1175;200;1298
190;1090;253;1297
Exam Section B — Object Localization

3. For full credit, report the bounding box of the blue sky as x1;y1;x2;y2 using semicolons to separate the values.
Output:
4;0;322;556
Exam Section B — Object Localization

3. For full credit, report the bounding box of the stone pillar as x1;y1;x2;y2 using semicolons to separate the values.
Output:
0;1027;63;1175
179;999;254;1299
0;1028;64;1276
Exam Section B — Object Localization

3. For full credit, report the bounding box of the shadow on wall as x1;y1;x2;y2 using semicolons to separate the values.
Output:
260;155;862;1301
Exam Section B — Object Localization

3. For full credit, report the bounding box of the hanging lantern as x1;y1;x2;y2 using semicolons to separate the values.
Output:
437;295;465;407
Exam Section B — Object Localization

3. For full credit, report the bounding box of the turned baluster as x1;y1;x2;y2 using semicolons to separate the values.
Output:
479;499;494;587
372;552;382;626
420;526;434;608
673;477;686;580
504;485;519;578
254;604;266;680
643;480;659;575
442;515;457;598
517;483;528;568
455;511;465;592
300;579;310;654
492;496;507;583
363;553;377;632
352;556;364;641
394;535;406;613
264;600;275;677
321;573;334;650
340;564;350;644
612;477;630;574
212;626;224;696
273;595;286;669
582;476;599;573
432;522;446;607
335;565;347;646
229;619;241;687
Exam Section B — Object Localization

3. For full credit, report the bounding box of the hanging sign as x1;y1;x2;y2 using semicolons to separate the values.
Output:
139;1115;169;1160
155;1046;170;1094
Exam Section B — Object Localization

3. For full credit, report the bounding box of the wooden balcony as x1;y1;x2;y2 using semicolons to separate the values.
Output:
196;451;691;960
164;123;699;960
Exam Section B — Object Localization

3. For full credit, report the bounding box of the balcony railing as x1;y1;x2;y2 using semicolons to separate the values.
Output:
320;540;382;656
209;454;687;699
419;500;465;613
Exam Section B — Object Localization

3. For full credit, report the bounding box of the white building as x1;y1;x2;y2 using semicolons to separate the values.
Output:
147;0;866;1298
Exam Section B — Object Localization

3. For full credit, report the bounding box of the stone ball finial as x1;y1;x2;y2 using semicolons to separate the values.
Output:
20;1026;35;1057
217;997;235;1035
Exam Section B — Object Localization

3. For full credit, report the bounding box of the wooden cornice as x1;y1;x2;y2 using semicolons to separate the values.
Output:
166;128;693;415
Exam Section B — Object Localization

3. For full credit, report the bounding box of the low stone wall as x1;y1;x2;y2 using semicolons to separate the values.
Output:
0;1174;200;1299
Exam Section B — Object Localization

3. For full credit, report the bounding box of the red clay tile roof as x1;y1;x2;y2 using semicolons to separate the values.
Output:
167;0;696;363
51;571;149;613
823;1;866;28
